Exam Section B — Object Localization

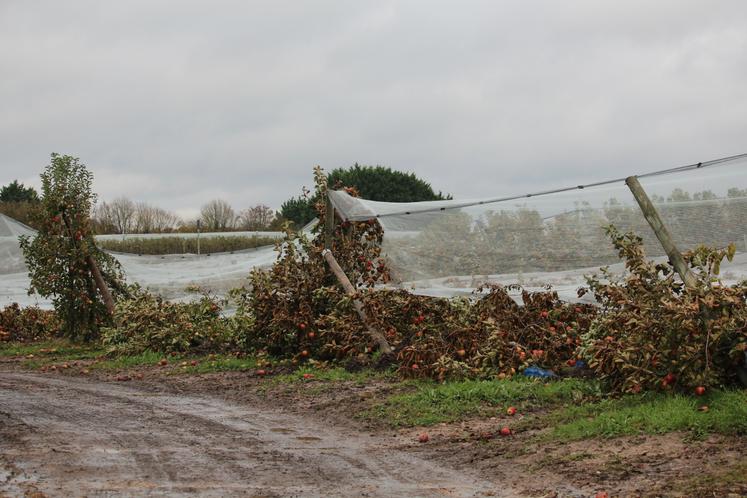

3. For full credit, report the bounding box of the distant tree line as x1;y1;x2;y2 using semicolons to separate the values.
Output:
0;180;40;228
2;163;449;233
91;197;281;234
278;164;451;227
0;180;281;234
385;187;747;281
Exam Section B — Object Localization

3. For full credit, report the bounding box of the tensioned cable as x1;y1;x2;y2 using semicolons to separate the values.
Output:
354;152;747;219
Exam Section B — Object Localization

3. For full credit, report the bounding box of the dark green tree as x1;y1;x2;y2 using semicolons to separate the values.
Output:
327;164;450;202
0;180;39;203
19;154;124;341
279;195;317;228
280;164;450;227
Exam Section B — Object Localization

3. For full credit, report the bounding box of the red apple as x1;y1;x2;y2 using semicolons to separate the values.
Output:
418;433;429;443
506;406;517;416
694;386;706;396
499;427;511;436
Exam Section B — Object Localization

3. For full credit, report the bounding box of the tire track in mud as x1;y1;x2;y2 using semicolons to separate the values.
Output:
0;372;507;497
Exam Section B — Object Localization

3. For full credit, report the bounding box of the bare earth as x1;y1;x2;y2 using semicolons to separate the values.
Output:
2;364;745;497
0;371;500;498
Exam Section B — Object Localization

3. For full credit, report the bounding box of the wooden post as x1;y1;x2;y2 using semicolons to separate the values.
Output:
625;176;698;289
86;255;115;314
324;192;335;250
61;212;115;314
322;249;392;354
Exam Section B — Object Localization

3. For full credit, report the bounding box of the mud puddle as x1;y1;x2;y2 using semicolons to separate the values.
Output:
0;372;506;497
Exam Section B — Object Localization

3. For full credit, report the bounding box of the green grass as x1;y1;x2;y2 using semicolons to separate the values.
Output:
272;365;395;385
1;340;106;368
1;341;259;374
545;389;747;441
363;377;601;427
179;355;258;374
0;340;102;359
90;352;259;373
90;350;164;370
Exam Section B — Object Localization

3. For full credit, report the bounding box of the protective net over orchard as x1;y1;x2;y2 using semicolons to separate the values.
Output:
329;154;747;302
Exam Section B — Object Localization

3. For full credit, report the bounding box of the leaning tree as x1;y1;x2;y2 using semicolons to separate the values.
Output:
20;154;124;340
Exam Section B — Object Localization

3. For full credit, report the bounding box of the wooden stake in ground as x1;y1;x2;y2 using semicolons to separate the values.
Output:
625;175;697;289
322;248;392;354
61;212;115;314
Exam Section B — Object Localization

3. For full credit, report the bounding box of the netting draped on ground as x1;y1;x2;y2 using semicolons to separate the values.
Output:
0;212;282;308
330;154;747;301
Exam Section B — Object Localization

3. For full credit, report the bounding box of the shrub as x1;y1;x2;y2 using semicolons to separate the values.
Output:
0;304;59;343
246;167;595;379
580;226;747;393
246;167;390;358
101;287;249;355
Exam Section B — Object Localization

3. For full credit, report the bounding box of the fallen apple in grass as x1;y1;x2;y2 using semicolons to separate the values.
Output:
417;433;429;443
694;386;706;396
506;406;517;416
499;427;511;437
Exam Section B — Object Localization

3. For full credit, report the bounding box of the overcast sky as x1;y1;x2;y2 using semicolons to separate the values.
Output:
1;1;746;219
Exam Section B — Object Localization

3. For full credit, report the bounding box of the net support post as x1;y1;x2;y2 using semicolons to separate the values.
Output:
625;175;697;289
61;211;115;314
324;192;334;250
321;248;393;354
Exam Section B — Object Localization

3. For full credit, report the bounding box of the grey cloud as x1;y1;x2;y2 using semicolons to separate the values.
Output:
1;0;746;213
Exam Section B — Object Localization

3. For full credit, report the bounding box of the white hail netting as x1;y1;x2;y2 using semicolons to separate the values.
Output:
330;155;747;302
0;213;283;308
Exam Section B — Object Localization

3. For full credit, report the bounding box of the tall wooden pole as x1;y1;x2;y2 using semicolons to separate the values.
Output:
625;176;698;289
324;193;335;250
322;249;392;354
61;212;115;314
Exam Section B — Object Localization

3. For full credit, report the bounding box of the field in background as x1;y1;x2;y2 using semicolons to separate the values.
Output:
97;234;280;255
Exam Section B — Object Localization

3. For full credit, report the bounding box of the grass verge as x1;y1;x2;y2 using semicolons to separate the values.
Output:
542;389;747;441
363;377;601;427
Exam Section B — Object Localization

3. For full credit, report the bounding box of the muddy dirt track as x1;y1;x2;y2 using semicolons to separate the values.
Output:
0;372;501;497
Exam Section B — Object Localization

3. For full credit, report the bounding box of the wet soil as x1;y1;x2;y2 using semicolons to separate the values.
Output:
0;371;501;497
1;362;745;497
